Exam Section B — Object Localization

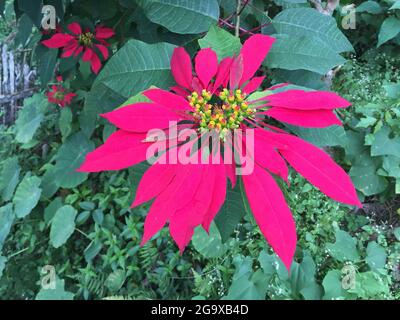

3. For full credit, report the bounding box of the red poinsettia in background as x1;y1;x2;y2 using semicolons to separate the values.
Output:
46;76;76;108
77;34;361;271
42;22;114;74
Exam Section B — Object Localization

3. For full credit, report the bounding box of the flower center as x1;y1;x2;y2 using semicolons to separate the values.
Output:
54;90;65;100
79;32;94;46
188;88;255;137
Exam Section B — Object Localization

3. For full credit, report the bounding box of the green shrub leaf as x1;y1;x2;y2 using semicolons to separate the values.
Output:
50;205;77;248
13;174;42;219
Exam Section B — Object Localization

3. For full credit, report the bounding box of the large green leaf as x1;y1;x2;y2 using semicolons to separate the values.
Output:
14;93;47;144
0;157;21;202
287;125;347;147
215;180;248;242
349;153;388;196
17;0;42;26
192;223;227;258
35;278;74;300
54;132;95;188
346;131;388;196
273;69;327;90
224;256;268;300
273;8;353;53
50;205;77;248
390;0;400;10
198;25;241;61
59;107;73;139
357;1;382;14
0;0;5;15
0;204;14;250
326;229;360;263
322;270;345;300
137;0;219;34
377;17;400;47
0;256;6;278
13;174;42;219
366;241;386;271
83;40;176;136
37;47;58;88
371;127;400;158
265;34;346;75
290;254;322;300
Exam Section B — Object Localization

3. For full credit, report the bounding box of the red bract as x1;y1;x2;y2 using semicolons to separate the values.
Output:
46;76;76;108
42;22;114;74
77;34;361;271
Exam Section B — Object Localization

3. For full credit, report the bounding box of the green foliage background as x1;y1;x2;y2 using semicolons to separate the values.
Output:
0;0;399;300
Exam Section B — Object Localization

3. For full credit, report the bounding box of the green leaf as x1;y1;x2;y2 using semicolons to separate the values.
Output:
44;197;63;223
326;229;360;262
59;107;73;139
382;156;400;179
84;240;103;263
14;93;47;144
356;1;382;14
287;125;347;147
346;132;388;196
349;154;388;196
224;256;267;300
17;0;42;26
394;227;400;241
137;0;219;34
36;278;74;300
92;209;104;225
0;157;21;202
0;256;6;278
118;91;150;109
356;116;377;128
266;34;346;75
273;69;327;90
54;132;95;188
350;271;390;298
371;127;400;158
13;174;42;219
198;25;241;61
0;0;5;15
377;17;400;47
322;270;345;300
83;40;176;136
365;241;386;271
390;0;400;10
0;204;14;250
49;205;77;248
40;165;61;198
14;13;33;46
37;47;58;87
273;8;353;53
192;223;227;258
215;180;248;242
383;82;400;99
290;254;322;300
105;269;126;292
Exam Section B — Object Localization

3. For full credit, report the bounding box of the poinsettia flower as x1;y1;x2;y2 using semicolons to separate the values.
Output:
46;76;76;108
42;22;114;74
77;34;361;271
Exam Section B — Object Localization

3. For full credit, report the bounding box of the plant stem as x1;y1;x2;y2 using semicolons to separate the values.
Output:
235;0;242;37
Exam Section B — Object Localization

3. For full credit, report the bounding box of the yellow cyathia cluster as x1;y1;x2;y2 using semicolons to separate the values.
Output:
79;32;94;46
188;88;255;137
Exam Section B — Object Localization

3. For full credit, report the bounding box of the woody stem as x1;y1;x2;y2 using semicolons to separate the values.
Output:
235;0;241;37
